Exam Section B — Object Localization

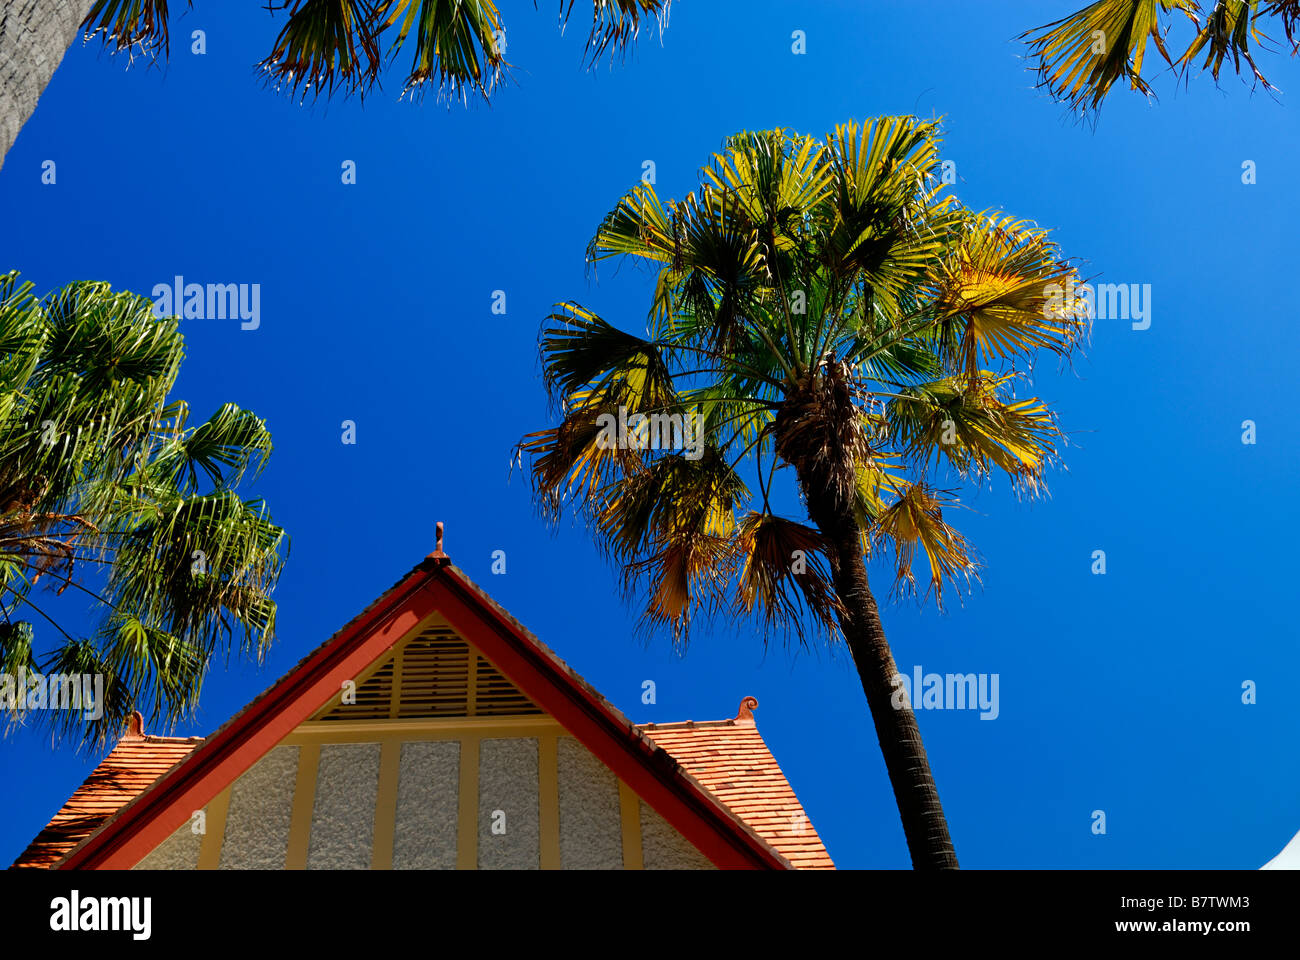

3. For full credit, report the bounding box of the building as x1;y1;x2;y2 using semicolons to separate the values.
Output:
12;539;833;870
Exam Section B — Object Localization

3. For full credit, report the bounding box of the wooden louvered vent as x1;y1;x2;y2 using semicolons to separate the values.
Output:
313;625;543;720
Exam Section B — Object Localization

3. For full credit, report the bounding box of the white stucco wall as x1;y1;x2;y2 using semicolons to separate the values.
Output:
133;815;202;870
557;736;623;869
393;740;459;869
477;738;539;869
219;744;298;869
307;743;380;869
640;800;715;870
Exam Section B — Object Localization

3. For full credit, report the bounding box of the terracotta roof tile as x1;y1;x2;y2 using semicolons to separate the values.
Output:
10;722;201;870
637;706;835;870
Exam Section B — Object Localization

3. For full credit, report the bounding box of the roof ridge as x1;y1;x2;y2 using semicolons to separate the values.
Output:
638;694;762;731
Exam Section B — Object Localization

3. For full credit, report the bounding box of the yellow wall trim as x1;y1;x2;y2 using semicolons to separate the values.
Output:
196;786;231;870
285;744;320;869
456;735;479;870
371;741;401;869
538;736;560;870
618;781;643;870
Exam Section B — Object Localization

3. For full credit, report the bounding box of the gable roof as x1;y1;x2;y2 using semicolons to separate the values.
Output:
27;554;821;870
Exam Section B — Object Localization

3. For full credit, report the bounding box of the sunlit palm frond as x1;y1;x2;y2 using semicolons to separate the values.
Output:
874;482;978;609
595;443;744;562
926;214;1085;382
824;116;953;319
39;637;133;746
516;408;637;519
149;403;275;494
1020;0;1197;113
887;373;1063;488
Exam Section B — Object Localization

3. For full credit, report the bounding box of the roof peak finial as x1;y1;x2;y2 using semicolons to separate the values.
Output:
124;711;144;739
427;520;450;565
736;696;758;723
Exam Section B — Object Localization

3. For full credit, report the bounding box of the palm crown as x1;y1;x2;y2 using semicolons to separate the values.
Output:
521;117;1087;645
518;117;1089;868
0;273;285;747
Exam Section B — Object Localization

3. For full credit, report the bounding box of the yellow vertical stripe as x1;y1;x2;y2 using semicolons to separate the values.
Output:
618;781;643;870
466;654;478;717
388;644;403;719
196;786;231;870
456;736;479;869
285;743;320;869
538;736;560;869
371;740;401;869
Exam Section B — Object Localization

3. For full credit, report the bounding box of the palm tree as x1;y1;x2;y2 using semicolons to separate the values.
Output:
1022;0;1300;114
517;117;1089;869
0;272;286;748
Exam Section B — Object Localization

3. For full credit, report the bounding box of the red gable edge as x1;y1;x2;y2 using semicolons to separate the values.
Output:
57;559;790;870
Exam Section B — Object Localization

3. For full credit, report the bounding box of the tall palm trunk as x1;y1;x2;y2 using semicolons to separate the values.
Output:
0;0;93;171
803;479;960;870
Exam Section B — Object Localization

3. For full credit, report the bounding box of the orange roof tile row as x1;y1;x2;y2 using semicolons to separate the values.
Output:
638;719;835;869
12;731;201;869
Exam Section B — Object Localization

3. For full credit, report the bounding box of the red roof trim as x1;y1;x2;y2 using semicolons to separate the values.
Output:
58;561;788;870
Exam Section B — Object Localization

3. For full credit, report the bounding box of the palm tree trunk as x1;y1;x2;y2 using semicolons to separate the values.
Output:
0;0;93;171
804;481;960;870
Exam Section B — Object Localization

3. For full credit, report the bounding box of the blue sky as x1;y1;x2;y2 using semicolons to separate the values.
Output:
1;0;1297;869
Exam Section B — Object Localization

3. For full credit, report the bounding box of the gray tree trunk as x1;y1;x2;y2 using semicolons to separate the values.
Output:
0;1;93;172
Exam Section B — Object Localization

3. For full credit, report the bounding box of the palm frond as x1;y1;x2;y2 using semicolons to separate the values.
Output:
82;0;189;58
874;482;979;609
734;512;842;647
925;214;1086;382
1181;0;1272;85
378;0;505;102
568;0;671;65
1020;0;1197;113
0;274;286;748
260;0;385;100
